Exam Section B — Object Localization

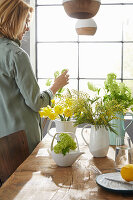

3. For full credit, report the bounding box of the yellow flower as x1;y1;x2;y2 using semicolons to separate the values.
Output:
54;105;63;115
51;99;55;106
64;108;73;118
39;111;45;118
44;107;51;116
48;112;57;120
51;99;55;104
39;106;53;118
65;98;73;107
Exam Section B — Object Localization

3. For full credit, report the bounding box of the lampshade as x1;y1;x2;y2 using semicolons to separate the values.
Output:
75;18;97;35
62;0;101;19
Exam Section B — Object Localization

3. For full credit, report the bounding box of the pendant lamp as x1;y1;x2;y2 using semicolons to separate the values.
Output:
62;0;101;19
75;18;97;35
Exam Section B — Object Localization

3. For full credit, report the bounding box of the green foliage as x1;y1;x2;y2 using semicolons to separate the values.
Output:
61;69;67;74
54;71;60;79
87;81;101;95
45;79;52;86
53;133;77;156
70;90;124;134
104;73;133;112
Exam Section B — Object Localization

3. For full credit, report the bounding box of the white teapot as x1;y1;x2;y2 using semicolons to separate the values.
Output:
51;132;84;167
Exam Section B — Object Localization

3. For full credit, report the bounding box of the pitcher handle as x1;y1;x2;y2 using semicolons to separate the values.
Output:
124;112;133;131
75;134;80;151
47;120;54;138
81;124;91;146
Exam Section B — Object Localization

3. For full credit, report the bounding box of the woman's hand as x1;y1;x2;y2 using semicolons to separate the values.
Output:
50;70;69;95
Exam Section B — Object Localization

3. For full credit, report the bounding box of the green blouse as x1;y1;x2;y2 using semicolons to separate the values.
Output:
0;37;53;153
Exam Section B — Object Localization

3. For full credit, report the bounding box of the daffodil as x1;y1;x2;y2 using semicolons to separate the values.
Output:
39;111;45;118
54;105;63;115
48;112;57;120
64;108;73;118
51;99;55;107
39;90;75;121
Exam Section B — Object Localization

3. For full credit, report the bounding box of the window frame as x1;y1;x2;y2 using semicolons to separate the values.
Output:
35;0;133;93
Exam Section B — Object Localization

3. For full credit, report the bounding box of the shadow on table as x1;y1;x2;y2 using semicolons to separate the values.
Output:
89;156;116;173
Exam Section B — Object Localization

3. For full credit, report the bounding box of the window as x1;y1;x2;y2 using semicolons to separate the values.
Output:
36;0;133;93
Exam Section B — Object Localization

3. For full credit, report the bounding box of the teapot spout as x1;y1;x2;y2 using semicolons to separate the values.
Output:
74;151;85;160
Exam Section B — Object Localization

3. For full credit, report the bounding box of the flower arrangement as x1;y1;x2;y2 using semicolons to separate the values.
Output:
39;90;75;121
87;73;133;113
70;90;124;134
53;133;77;155
103;73;133;112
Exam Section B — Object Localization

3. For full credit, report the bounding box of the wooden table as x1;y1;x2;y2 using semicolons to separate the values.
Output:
0;128;133;200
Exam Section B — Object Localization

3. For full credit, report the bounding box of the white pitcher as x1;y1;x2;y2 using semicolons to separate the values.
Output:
81;124;109;157
47;119;77;139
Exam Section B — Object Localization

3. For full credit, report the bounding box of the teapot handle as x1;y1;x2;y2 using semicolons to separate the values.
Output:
81;124;91;146
47;120;54;138
124;112;133;131
51;132;58;151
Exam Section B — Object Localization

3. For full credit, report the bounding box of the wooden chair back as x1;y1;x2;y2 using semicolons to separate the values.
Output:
0;130;29;185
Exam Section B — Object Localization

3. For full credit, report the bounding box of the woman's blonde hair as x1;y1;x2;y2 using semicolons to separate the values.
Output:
0;0;33;40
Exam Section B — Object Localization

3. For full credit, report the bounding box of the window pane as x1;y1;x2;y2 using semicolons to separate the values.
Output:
38;79;51;92
37;6;77;42
37;43;78;78
38;79;78;92
36;1;133;95
123;43;133;79
123;6;133;41
79;43;122;78
79;5;123;42
37;0;62;5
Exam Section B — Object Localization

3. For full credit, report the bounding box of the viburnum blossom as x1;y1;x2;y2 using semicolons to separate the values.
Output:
53;133;77;155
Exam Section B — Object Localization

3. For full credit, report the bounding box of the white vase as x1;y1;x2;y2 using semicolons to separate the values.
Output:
81;125;109;157
47;119;77;139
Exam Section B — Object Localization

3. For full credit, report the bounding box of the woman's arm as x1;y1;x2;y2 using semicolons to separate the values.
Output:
13;50;69;112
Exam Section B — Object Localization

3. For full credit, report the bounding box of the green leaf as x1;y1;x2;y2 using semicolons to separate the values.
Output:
58;88;65;94
59;114;65;121
45;79;52;86
54;71;60;79
61;69;67;74
67;116;71;121
62;146;70;156
87;81;100;93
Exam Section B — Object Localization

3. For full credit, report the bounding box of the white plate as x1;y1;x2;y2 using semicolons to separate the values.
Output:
96;172;133;193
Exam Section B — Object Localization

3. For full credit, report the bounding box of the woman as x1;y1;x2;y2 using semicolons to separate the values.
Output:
0;0;69;153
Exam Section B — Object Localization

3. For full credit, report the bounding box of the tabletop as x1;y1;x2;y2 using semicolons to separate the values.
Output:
0;128;133;200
